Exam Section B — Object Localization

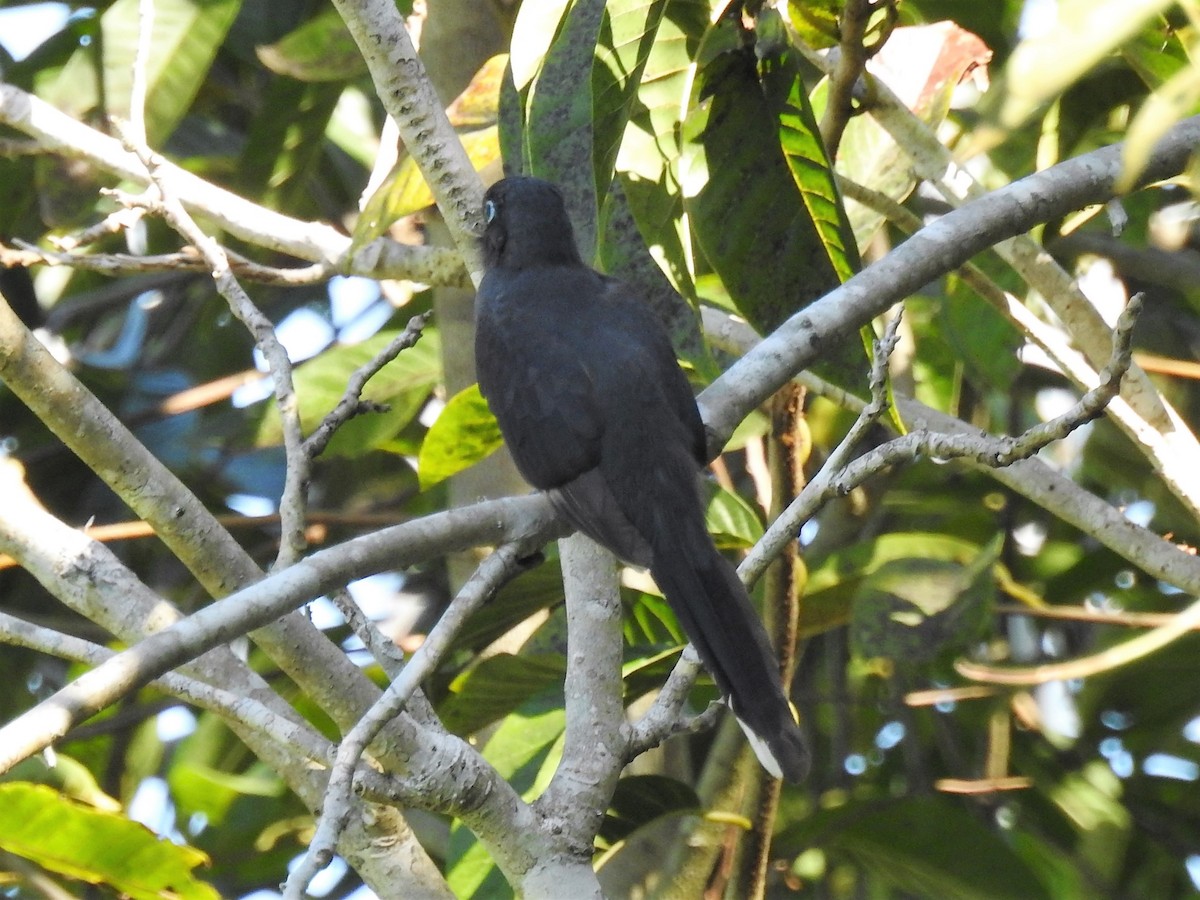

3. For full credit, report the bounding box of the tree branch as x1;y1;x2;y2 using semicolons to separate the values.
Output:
697;114;1200;452
0;83;469;287
331;0;485;281
288;542;534;898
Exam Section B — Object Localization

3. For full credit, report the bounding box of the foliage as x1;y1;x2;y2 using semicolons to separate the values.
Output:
0;0;1199;897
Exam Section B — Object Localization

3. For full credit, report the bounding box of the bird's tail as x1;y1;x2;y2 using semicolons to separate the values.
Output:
622;453;810;782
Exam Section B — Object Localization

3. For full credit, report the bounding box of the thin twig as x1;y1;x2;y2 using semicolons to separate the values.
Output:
744;295;1142;593
305;312;431;459
6;239;331;285
739;309;905;587
110;129;310;567
820;0;874;156
956;590;1200;686
327;588;443;729
129;0;153;147
626;646;724;758
993;602;1200;629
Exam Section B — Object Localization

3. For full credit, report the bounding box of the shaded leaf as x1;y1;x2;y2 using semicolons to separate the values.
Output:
451;561;566;653
598;774;700;846
828;796;1052;900
850;538;999;664
802;532;983;637
256;8;365;82
439;653;567;736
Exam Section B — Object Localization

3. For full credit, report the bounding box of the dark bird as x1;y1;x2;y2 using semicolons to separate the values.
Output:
473;175;809;782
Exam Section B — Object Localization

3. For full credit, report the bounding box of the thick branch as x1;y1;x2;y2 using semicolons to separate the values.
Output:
0;491;560;772
331;0;484;280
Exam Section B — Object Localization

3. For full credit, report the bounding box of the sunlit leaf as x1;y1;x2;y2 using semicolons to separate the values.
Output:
786;0;842;50
705;482;764;549
37;0;241;145
822;21;993;247
0;783;219;900
418;382;504;490
1118;60;1200;192
447;692;565;899
255;328;441;457
970;0;1175;153
354;56;507;243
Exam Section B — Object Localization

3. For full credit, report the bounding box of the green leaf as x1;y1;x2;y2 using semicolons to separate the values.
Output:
447;692;566;899
0;783;219;900
358;127;502;244
766;19;859;286
238;78;344;210
850;538;999;664
621;643;686;701
521;0;609;258
255;328;441;457
704;483;764;549
597;174;706;360
4;755;120;812
1048;763;1131;889
802;532;982;637
255;8;366;82
613;0;710;304
624;591;684;647
971;0;1175;150
827;796;1051;900
439;653;568;736
1121;22;1191;89
418;383;504;490
598;775;700;847
941;277;1022;391
680;9;861;397
591;0;671;198
38;0;241;146
452;561;565;653
786;0;843;50
169;762;286;826
446;828;512;900
355;56;506;244
1118;58;1200;192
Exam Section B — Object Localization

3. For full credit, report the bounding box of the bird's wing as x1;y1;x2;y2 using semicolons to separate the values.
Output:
474;271;604;490
597;277;707;464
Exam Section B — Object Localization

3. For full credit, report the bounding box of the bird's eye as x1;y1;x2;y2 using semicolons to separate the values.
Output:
483;199;497;224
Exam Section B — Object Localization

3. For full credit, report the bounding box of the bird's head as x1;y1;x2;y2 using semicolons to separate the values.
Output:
481;176;584;270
